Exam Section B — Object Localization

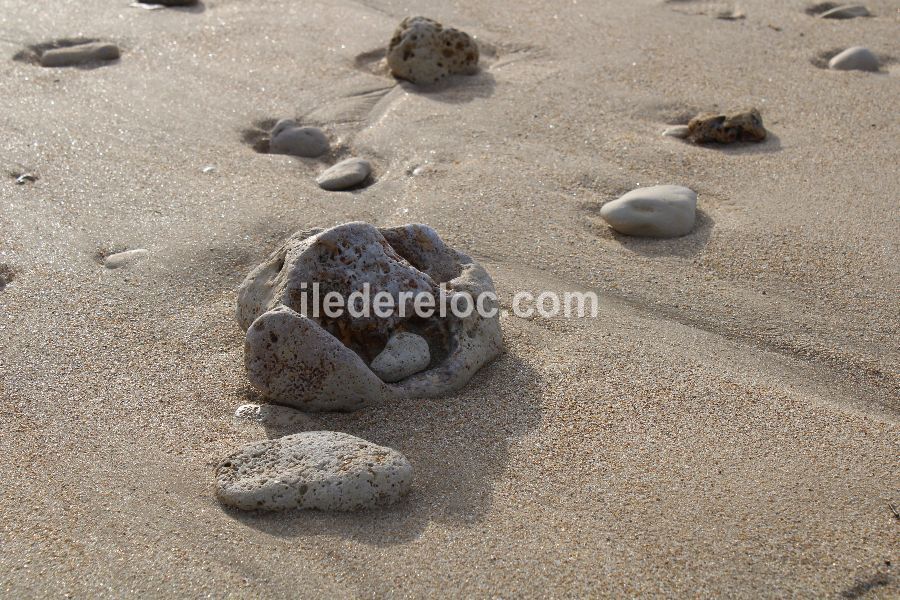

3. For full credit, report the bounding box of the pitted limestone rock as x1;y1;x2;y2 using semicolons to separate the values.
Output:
237;223;503;410
215;431;412;511
387;17;480;85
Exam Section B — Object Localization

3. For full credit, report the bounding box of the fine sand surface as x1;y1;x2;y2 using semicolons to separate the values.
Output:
1;0;898;597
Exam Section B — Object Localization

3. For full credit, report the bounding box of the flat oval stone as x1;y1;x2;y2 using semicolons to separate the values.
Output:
828;47;879;72
370;332;430;382
599;185;697;238
269;125;329;158
215;431;413;511
104;248;148;269
40;42;120;68
316;158;372;191
819;4;870;19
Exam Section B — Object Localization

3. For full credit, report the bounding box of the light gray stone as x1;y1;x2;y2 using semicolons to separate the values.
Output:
371;332;430;382
237;223;503;410
387;17;479;85
662;125;690;139
104;249;148;269
819;5;870;19
600;185;697;238
216;431;412;511
828;47;880;72
269;122;329;158
40;42;120;68
317;158;372;191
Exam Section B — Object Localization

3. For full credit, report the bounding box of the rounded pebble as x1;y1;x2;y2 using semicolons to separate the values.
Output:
316;158;372;191
269;123;329;158
104;249;149;269
599;185;697;238
215;431;413;511
40;42;120;68
370;332;431;382
828;47;880;72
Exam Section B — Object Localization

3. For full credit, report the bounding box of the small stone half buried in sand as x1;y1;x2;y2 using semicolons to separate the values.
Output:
316;157;372;191
236;222;503;411
600;185;697;239
687;108;767;144
39;42;120;68
268;119;330;158
138;0;197;5
819;4;870;19
104;248;149;269
216;431;412;512
387;16;480;85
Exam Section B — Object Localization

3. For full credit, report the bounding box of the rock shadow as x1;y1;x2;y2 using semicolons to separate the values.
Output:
222;352;542;546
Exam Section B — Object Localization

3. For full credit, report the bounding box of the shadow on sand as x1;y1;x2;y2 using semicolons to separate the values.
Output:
221;351;542;546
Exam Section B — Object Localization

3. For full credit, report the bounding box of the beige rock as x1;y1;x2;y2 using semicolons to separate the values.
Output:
387;17;479;85
216;431;412;511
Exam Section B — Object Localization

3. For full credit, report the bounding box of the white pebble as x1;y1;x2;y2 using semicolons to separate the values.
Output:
828;47;879;72
316;158;371;191
599;185;697;238
104;249;148;269
370;332;431;382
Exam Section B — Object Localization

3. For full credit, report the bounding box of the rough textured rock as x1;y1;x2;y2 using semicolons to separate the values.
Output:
687;108;767;144
662;125;690;139
828;47;880;72
600;185;697;238
216;431;412;511
269;120;329;158
316;158;371;191
370;332;431;382
104;249;148;269
237;222;503;410
819;5;870;19
387;16;479;85
39;42;120;67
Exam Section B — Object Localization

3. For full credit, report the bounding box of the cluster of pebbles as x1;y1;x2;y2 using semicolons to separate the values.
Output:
217;222;503;511
264;119;373;191
16;8;885;511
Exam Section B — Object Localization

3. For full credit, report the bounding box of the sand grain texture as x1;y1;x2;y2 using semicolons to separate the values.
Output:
1;0;898;597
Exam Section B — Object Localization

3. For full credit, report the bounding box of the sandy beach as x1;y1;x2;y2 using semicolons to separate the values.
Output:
1;0;898;596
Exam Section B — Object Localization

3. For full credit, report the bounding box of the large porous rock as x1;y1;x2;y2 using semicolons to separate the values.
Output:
387;16;480;85
600;185;697;238
687;108;767;144
216;431;412;511
237;222;503;410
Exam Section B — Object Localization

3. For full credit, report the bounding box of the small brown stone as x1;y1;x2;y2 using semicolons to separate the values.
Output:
687;108;767;144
